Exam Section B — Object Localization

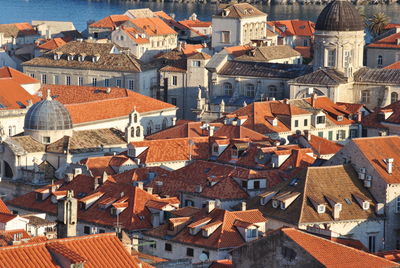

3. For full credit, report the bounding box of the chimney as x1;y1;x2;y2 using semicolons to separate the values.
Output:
100;171;108;184
208;126;215;137
146;187;153;194
333;203;341;220
65;173;74;183
136;181;144;189
73;168;82;177
311;93;317;108
195;185;203;193
386;158;394;174
206;200;216;213
94;177;100;190
106;87;111;94
241;201;247;211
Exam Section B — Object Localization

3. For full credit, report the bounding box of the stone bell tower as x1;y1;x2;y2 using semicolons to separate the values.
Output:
125;107;144;143
57;190;77;238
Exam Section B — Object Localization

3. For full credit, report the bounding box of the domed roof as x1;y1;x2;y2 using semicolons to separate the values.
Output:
24;92;72;131
315;0;364;32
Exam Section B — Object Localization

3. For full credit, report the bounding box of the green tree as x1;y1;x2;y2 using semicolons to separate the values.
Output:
368;12;390;37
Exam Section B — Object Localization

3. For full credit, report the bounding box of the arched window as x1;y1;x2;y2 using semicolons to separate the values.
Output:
223;82;233;96
391;92;399;104
361;90;370;104
134;114;138;123
162;118;168;129
146;121;154;135
246;84;255;97
377;55;383;67
136;126;141;137
130;127;135;138
268;85;277;98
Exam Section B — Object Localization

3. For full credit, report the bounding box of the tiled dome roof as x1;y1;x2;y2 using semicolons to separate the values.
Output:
315;0;364;31
24;93;72;131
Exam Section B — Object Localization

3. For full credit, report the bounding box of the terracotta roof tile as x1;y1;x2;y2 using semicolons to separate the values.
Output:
0;199;11;214
90;15;130;29
268;20;315;37
38;38;67;51
368;31;400;49
131;17;177;36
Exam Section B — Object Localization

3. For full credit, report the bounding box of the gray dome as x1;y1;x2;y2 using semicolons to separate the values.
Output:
24;96;72;131
315;0;364;32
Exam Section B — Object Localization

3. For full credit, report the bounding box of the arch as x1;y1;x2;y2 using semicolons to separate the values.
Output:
223;82;233;96
130;127;135;138
246;84;255;97
136;126;141;137
146;121;154;135
295;88;325;99
162;118;168;129
4;161;13;178
391;92;398;104
134;114;138;123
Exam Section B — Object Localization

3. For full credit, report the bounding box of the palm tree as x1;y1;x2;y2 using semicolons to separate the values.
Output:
368;12;390;37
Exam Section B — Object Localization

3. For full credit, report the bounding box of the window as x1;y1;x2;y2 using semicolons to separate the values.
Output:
30;73;35;78
54;75;59;84
328;131;333;140
185;200;194;206
391;92;398;104
303;119;308;126
136;127;141;137
162;118;168;129
99;229;105;233
344;50;352;67
281;246;296;261
350;129;358;138
246;84;255;97
337;130;346;140
84;226;90;234
172;76;177;86
361;90;370;104
268;85;277;98
192;61;201;67
105;78;110;87
43;136;51;144
92;78;97;87
150;240;156;248
246;228;257;238
213;145;219;153
78;77;83;86
317;116;325;124
303;39;308;46
327;49;336;67
171;97;177;106
116;79;122;88
224;82;233;96
294;120;299;128
221;31;230;43
396;197;400;213
202;251;209;259
254;181;260;189
165;243;172;252
186;247;194;257
66;76;71;85
128;79;135;90
369;235;376;252
377;55;383;67
41;74;47;84
242;181;248;189
318;132;323;138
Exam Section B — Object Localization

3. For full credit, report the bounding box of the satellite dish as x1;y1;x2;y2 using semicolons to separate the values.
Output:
199;253;208;262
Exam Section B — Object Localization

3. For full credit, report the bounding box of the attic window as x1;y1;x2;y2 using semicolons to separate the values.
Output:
337;115;343;121
344;198;352;205
317;204;326;214
363;201;370;210
272;200;279;208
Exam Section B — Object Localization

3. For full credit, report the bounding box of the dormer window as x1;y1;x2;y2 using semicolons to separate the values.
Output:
53;53;61;60
316;116;325;124
272;200;279;208
231;148;238;158
67;54;74;61
92;54;100;62
363;201;370;210
337;115;343;121
78;54;85;62
213;144;219;153
246;228;257;239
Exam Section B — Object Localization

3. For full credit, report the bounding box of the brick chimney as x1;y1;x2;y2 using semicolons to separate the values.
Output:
311;93;317;108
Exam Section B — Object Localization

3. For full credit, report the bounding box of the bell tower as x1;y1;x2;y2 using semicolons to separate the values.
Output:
57;190;77;238
125;107;144;143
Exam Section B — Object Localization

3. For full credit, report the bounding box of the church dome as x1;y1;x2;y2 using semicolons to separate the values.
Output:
24;93;72;131
315;0;364;32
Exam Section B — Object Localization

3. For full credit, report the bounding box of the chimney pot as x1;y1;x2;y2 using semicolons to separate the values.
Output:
206;200;216;213
241;201;247;211
386;158;394;174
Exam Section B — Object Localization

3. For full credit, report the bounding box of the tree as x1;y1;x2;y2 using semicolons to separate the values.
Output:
368;12;390;37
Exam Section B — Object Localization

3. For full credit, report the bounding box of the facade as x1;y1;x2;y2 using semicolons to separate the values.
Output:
142;203;267;263
211;3;268;52
22;40;157;96
367;28;400;68
246;165;385;252
326;136;400;250
267;20;315;48
0;23;39;51
178;13;212;43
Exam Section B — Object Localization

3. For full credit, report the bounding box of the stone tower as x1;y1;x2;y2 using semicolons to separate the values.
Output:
57;190;77;238
125;108;144;143
313;0;365;78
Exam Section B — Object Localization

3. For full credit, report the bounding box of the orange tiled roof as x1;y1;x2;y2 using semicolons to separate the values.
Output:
308;134;343;156
90;15;130;29
38;37;67;51
0;233;151;268
352;136;400;184
384;61;400;69
145;208;266;249
209;259;233;268
268;20;315;37
223;45;253;57
120;27;150;44
368;31;400;49
0;199;11;214
131;17;177;36
283;228;399;267
40;85;175;124
377;250;400;262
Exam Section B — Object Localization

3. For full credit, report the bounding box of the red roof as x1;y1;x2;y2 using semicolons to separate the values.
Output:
283;228;399;267
0;199;11;214
38;37;67;51
131;17;177;36
0;233;151;268
308;134;343;156
209;259;233;268
384;61;400;69
368;31;400;49
268;20;315;37
90;15;130;30
40;85;175;124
